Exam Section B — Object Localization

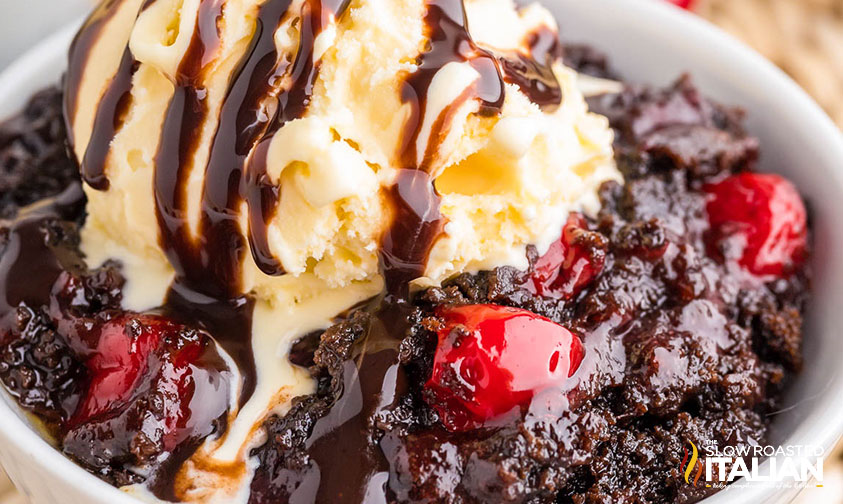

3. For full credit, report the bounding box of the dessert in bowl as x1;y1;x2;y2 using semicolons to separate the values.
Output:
0;0;841;503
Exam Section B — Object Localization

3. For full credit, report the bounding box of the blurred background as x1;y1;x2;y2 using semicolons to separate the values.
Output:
0;0;89;69
698;0;843;128
0;0;842;502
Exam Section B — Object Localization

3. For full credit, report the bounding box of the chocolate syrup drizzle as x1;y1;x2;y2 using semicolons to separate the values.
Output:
67;0;157;190
399;0;504;171
64;0;129;147
382;0;507;301
65;0;352;416
383;0;563;296
79;50;137;191
157;0;352;409
63;0;566;500
153;0;227;297
0;184;86;317
499;25;564;111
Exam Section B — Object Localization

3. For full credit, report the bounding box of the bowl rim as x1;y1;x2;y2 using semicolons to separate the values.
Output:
0;1;841;503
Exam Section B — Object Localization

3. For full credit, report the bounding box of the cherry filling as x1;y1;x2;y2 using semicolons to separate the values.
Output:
44;275;233;478
704;173;807;277
69;316;161;426
424;304;584;432
529;213;607;298
61;313;230;454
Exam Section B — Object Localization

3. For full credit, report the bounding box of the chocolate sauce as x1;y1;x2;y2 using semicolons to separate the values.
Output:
384;0;515;297
0;183;88;427
145;0;268;419
240;0;351;275
259;306;410;504
63;0;127;147
197;0;294;285
243;141;282;275
66;0;154;190
154;0;227;293
79;49;137;190
163;283;256;410
0;181;225;500
399;0;505;170
155;0;349;407
64;0;354;446
292;350;403;503
380;170;445;300
0;183;86;317
498;26;564;111
156;0;352;293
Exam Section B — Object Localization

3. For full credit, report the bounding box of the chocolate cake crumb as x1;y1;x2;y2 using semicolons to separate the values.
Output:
0;303;85;423
0;87;79;219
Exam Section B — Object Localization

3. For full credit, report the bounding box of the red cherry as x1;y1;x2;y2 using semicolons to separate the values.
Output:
531;213;605;298
74;317;160;421
424;305;584;432
704;173;807;277
67;315;227;452
667;0;695;9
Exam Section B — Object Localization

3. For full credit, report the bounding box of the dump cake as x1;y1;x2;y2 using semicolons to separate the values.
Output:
0;0;810;503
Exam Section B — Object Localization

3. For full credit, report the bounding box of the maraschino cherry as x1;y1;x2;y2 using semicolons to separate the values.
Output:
704;173;807;277
65;313;230;453
424;305;584;432
530;213;605;298
667;0;695;9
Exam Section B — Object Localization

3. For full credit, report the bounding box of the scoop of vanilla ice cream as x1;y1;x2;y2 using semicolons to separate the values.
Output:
72;0;619;310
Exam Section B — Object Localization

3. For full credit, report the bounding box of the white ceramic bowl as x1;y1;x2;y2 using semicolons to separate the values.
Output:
1;1;842;503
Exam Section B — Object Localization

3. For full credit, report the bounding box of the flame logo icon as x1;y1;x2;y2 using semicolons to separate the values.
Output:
680;441;704;486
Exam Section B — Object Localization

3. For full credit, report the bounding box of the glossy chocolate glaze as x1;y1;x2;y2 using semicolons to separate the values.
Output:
247;70;813;503
154;0;226;295
64;0;128;147
63;0;359;450
66;0;354;411
282;313;407;503
156;0;352;301
380;169;445;300
242;0;352;276
399;0;505;170
79;49;136;191
499;26;564;111
0;183;86;317
205;0;351;281
67;0;156;190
